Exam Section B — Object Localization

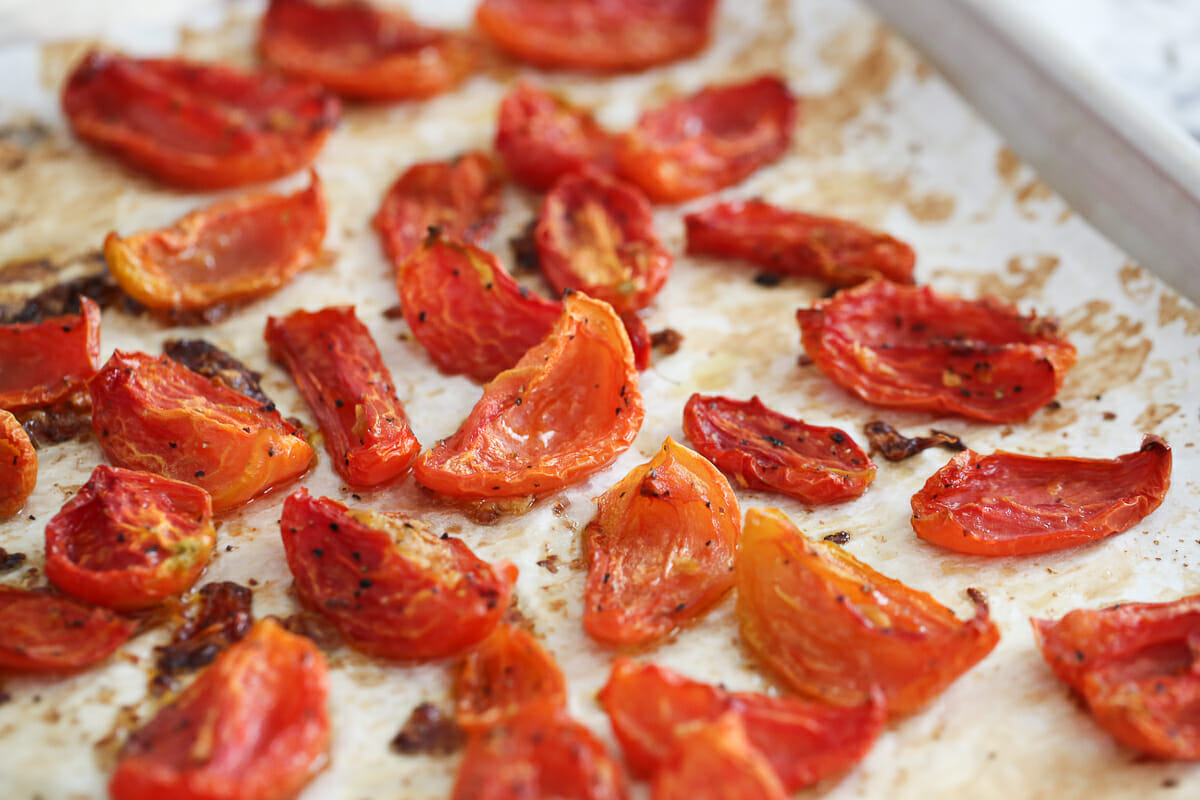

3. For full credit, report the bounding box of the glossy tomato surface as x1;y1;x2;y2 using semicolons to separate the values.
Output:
496;82;616;191
650;715;789;800
455;623;567;732
797;279;1077;422
0;409;37;516
0;296;100;412
0;586;136;672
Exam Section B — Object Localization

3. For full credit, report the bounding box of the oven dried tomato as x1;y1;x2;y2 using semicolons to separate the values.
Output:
1032;595;1200;759
911;435;1171;556
258;0;475;100
584;437;739;646
496;82;616;192
89;351;313;513
599;658;885;792
280;490;517;660
104;170;326;313
109;618;329;800
0;409;36;517
621;312;652;371
736;507;999;715
44;465;215;611
616;76;797;203
0;586;136;672
682;394;876;505
535;168;672;314
265;306;420;487
684;200;916;286
0;295;100;412
651;715;789;800
414;292;643;500
455;623;567;732
62;50;339;189
796;279;1077;423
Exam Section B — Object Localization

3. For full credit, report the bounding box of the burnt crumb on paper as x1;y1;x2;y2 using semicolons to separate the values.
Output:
18;394;93;446
391;702;464;756
0;548;27;572
863;420;965;461
164;339;274;406
823;531;850;545
153;581;253;683
650;328;683;355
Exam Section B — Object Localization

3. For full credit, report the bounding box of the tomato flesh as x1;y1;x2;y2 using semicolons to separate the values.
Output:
651;715;789;800
496;82;616;191
455;623;567;732
0;296;100;412
0;586;136;672
0;409;37;516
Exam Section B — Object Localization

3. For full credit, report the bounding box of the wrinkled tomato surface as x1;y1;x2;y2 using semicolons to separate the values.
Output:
414;292;643;499
0;409;37;516
89;351;313;512
45;465;215;611
1033;595;1200;759
682;394;875;505
684;200;916;286
535;168;671;314
616;76;796;203
496;82;616;191
280;490;517;660
258;0;476;100
104;171;326;312
0;296;100;412
266;305;420;487
62;50;339;189
455;623;567;732
584;438;739;646
651;715;789;800
621;312;652;371
0;586;136;672
797;279;1077;422
736;507;1000;715
109;619;329;800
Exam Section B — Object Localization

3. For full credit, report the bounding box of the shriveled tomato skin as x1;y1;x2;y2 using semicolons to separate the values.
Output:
684;200;916;286
89;351;313;513
797;279;1077;422
280;490;517;660
496;82;616;191
414;292;643;499
45;465;215;611
621;312;652;372
736;507;1000;715
0;409;37;516
109;619;329;800
616;76;797;203
0;586;136;672
1033;596;1200;759
0;296;100;412
265;306;420;487
651;715;789;800
455;623;567;732
62;51;339;189
682;394;875;505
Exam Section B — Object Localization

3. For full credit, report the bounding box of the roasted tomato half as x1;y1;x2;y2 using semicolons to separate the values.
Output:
797;279;1077;422
45;465;215;611
104;170;326;313
911;435;1171;556
281;490;517;660
736;507;999;715
535;168;671;315
414;292;643;500
684;200;916;286
89;351;313;512
682;394;875;505
374;151;504;266
0;586;136;672
496;82;616;192
266;306;420;487
455;623;567;732
651;714;789;800
0;296;100;412
621;312;652;372
584;438;739;646
109;619;329;800
62;50;339;189
1033;595;1200;759
616;76;797;203
0;409;37;516
258;0;476;100
599;658;885;792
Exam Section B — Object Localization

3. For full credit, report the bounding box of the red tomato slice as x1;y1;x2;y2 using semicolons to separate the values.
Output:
495;82;616;191
616;76;797;203
414;292;644;500
45;465;215;611
398;233;561;382
265;305;420;487
258;0;476;100
535;168;672;314
584;437;740;646
796;279;1077;422
0;295;100;412
621;312;652;371
373;151;504;266
736;507;999;715
0;586;136;672
651;715;789;800
104;170;326;312
911;435;1171;556
109;619;329;800
455;623;567;732
280;490;517;660
475;0;717;72
684;200;916;286
599;658;885;792
89;351;313;513
0;409;37;516
1032;595;1200;759
62;51;339;189
682;394;876;505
